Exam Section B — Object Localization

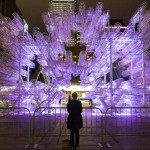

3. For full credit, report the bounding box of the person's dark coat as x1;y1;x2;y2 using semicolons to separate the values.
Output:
67;99;83;130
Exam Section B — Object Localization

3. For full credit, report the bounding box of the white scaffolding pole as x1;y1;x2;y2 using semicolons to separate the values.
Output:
23;20;30;82
19;41;22;107
104;73;107;84
107;11;113;106
131;59;133;80
142;39;146;106
109;38;113;106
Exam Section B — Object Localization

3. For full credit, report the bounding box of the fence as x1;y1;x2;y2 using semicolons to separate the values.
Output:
0;107;31;149
33;107;103;147
103;107;150;149
0;106;150;149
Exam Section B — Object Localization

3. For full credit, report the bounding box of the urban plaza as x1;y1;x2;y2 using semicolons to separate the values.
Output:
0;0;150;149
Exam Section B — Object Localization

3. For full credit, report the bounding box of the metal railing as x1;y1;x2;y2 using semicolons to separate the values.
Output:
0;106;150;149
32;107;103;147
103;107;150;149
0;107;31;149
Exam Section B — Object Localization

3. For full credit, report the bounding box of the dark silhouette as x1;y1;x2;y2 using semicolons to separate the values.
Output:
67;92;83;149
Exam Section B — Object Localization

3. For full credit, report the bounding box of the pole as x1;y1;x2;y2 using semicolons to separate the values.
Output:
131;59;133;80
142;39;145;106
104;73;106;84
109;38;113;106
23;20;29;82
106;11;113;106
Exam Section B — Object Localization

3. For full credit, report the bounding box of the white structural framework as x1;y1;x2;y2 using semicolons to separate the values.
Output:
0;2;150;110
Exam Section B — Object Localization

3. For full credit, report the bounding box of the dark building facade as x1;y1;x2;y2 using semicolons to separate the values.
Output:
0;0;21;18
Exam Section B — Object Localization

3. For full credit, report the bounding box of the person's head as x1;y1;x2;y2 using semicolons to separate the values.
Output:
72;92;78;99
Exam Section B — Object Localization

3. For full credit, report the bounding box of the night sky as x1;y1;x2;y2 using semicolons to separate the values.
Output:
16;0;150;32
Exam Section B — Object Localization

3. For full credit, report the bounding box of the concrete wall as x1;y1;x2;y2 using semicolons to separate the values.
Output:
0;0;3;14
0;0;17;18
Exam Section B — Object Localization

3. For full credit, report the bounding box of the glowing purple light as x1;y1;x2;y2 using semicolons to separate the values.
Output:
0;2;150;111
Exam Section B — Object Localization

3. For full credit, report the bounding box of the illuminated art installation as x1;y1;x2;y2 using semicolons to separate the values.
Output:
0;2;150;111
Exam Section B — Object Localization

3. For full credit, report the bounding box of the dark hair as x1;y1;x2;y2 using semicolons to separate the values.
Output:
72;92;78;99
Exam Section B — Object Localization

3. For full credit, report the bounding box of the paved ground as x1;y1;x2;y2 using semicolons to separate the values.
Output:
0;106;150;150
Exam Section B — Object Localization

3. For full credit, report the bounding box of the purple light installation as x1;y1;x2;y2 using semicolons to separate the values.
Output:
0;2;150;111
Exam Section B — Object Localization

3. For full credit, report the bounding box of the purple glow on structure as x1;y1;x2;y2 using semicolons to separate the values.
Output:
0;2;150;111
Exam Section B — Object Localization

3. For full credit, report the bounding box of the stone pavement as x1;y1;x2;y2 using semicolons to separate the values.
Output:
0;105;150;150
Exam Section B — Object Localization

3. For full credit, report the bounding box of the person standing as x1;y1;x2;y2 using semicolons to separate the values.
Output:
67;92;83;149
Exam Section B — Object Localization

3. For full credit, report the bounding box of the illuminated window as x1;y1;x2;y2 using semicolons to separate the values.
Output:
50;0;77;46
50;0;77;15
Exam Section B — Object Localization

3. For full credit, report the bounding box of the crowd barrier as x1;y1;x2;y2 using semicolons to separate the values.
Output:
33;107;103;147
103;107;150;148
0;107;31;149
0;106;150;149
